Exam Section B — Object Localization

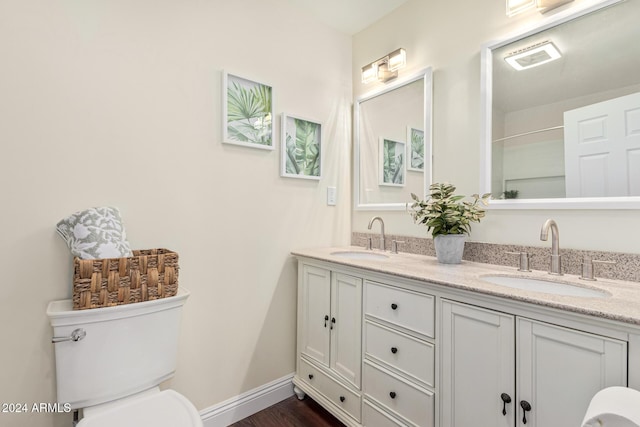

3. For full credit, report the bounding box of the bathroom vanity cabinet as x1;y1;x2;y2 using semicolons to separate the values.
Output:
362;280;435;427
292;252;640;427
441;300;626;427
295;264;363;424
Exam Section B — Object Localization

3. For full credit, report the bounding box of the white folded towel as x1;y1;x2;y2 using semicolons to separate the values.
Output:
582;387;640;427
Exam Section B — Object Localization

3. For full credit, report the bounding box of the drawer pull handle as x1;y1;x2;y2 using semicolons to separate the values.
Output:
308;374;314;380
389;391;397;399
391;303;398;310
391;347;398;354
339;396;345;403
520;400;532;424
501;393;511;416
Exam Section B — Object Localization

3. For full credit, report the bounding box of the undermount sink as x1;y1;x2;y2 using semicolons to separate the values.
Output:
480;275;609;298
330;251;389;260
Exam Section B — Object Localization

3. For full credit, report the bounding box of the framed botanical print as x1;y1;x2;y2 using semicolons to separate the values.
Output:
281;114;322;180
222;71;273;150
379;137;405;186
407;126;425;172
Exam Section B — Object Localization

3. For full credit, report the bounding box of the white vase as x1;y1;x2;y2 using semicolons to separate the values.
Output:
433;234;466;264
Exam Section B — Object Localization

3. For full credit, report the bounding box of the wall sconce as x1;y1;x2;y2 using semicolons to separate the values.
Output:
361;48;406;84
506;0;574;16
504;40;562;70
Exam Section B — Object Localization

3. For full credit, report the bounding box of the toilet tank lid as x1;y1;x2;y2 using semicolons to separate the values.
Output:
47;288;190;327
77;390;202;427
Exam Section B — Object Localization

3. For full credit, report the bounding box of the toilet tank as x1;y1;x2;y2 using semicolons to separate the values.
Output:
47;289;190;410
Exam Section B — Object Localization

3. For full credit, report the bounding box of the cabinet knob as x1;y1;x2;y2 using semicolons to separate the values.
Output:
324;315;329;327
520;400;532;424
389;391;397;399
501;393;511;416
391;347;398;354
308;374;314;380
391;303;398;310
339;396;345;403
331;317;336;330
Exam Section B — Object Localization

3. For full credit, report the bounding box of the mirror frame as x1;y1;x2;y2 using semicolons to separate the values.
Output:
479;0;640;209
354;67;433;210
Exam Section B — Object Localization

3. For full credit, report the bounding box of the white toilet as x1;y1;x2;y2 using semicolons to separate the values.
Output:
47;288;202;427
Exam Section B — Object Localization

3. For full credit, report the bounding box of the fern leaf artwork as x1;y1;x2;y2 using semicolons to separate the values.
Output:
281;115;322;180
224;72;273;149
379;138;405;186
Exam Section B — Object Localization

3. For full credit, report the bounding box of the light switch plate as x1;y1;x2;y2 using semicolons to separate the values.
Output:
327;187;337;206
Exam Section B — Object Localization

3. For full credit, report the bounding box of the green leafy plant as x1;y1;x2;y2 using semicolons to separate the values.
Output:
503;189;519;199
409;183;491;237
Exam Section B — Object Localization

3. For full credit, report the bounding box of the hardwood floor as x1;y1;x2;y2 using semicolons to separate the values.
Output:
230;395;345;427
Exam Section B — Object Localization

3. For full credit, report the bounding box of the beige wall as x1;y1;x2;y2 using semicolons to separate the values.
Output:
4;1;639;425
352;0;640;253
0;1;351;426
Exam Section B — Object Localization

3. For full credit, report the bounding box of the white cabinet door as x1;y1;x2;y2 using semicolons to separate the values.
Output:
441;300;515;427
331;273;363;388
516;318;627;427
300;265;331;366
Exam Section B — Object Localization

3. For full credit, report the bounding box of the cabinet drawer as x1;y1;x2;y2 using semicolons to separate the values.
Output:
363;361;434;427
365;281;435;338
300;358;361;422
364;321;435;388
363;399;410;427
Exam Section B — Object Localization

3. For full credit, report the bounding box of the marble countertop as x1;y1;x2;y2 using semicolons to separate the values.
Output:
292;246;640;326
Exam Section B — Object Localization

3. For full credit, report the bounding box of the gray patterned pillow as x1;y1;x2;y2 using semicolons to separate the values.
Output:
56;207;133;259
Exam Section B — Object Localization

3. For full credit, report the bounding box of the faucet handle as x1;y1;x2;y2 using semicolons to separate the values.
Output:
505;251;532;272
366;237;373;251
391;240;405;254
580;257;616;281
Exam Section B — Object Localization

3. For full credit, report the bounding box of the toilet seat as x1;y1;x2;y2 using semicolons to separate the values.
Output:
77;389;202;427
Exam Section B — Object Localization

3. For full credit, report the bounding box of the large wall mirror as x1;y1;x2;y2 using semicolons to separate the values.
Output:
354;68;433;210
480;0;640;209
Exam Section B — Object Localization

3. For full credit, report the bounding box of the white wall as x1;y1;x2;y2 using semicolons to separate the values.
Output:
352;0;640;253
0;1;351;426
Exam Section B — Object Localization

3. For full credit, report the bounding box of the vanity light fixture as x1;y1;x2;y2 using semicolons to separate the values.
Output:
536;0;574;13
506;0;574;16
504;40;562;70
506;0;536;16
361;62;378;84
387;48;406;72
361;48;406;84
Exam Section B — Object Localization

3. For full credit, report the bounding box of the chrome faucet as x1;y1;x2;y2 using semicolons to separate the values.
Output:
540;219;562;275
367;216;386;251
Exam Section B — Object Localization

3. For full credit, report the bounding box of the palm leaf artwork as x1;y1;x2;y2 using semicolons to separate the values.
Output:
226;75;272;146
410;128;425;170
285;117;321;177
382;139;405;185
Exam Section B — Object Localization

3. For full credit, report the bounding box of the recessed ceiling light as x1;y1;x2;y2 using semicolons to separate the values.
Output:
504;41;562;70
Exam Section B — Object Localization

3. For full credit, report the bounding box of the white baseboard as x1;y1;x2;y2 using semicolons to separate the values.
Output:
200;373;295;427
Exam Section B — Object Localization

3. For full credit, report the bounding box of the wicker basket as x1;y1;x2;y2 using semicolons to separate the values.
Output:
72;249;179;310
